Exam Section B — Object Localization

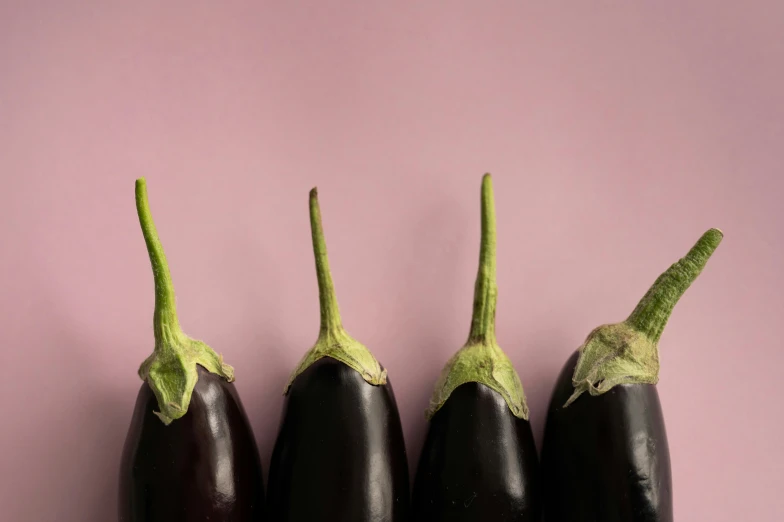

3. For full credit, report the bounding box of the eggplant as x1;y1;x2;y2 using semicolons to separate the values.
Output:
541;228;723;522
119;179;265;521
266;188;410;522
412;174;541;522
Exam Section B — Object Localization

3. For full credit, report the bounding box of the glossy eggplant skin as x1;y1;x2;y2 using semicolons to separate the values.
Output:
266;357;410;522
412;382;541;522
119;366;265;522
542;351;672;522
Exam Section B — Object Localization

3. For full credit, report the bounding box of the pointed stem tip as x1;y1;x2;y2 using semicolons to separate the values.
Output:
626;227;723;343
468;173;498;344
309;187;343;335
135;178;181;343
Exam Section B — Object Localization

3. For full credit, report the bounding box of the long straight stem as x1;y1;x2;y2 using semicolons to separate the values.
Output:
468;174;498;345
626;228;723;342
135;178;181;343
309;188;343;335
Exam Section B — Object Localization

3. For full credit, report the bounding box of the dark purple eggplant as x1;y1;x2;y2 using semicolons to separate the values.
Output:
541;228;723;522
412;174;541;522
119;179;265;521
266;188;410;522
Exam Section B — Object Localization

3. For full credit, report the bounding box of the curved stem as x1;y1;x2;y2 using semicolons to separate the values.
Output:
135;178;182;344
467;173;498;345
626;228;723;343
309;188;343;336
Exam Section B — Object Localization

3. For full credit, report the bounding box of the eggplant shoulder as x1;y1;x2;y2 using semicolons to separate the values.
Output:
542;351;672;522
413;382;540;522
119;366;265;522
267;358;410;522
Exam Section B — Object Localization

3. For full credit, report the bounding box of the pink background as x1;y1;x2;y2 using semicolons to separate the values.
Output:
2;2;782;520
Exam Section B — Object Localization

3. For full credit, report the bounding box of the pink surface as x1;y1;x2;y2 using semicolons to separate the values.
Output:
1;2;782;520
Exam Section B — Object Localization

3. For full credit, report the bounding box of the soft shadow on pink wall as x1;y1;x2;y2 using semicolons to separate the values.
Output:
1;2;782;520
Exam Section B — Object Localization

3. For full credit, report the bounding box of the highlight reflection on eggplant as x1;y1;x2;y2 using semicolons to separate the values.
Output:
412;174;541;522
266;188;410;522
542;228;723;522
119;179;265;522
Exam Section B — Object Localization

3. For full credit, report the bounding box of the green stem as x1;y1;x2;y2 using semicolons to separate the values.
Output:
135;178;182;345
284;187;386;392
626;228;724;343
467;173;498;345
309;187;343;336
426;173;528;420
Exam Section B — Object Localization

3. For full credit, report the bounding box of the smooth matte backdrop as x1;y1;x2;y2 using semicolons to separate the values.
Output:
1;2;782;520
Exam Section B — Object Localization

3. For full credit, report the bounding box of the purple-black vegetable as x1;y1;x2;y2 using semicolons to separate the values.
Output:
412;174;541;521
541;228;723;522
266;188;410;522
119;179;265;521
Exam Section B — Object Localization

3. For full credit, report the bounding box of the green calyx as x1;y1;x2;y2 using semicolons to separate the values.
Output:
284;188;386;393
565;228;724;407
135;178;234;425
426;174;529;420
